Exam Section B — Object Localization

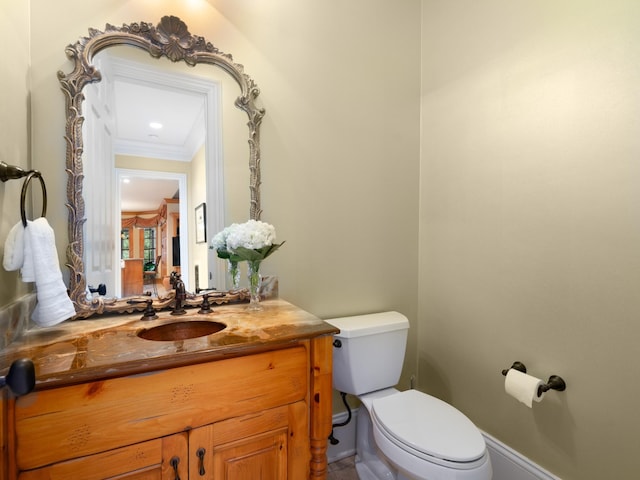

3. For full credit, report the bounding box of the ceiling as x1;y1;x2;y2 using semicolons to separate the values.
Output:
113;79;205;161
119;176;179;213
114;78;205;212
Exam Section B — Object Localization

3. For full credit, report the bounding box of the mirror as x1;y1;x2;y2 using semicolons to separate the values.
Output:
59;16;264;318
85;46;231;299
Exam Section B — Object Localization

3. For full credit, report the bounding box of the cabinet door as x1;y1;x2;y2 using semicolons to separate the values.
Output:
212;429;288;480
18;433;188;480
190;403;309;480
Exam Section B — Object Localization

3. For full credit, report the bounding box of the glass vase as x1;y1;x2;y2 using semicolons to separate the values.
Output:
247;260;263;311
227;260;240;291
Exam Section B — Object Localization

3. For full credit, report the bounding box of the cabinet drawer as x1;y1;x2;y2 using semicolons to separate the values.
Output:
19;433;188;480
15;346;308;470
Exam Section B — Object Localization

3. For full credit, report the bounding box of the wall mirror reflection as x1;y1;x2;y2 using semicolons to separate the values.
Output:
60;16;264;318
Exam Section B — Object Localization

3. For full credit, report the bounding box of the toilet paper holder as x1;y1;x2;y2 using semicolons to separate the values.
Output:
501;361;566;397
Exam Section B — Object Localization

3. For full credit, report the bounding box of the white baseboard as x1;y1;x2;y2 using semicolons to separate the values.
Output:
482;431;561;480
327;409;358;464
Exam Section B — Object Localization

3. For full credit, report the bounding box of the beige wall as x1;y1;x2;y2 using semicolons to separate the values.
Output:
189;144;208;290
0;1;32;307
420;1;640;479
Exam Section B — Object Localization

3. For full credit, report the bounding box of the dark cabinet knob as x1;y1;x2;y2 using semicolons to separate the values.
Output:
170;456;180;480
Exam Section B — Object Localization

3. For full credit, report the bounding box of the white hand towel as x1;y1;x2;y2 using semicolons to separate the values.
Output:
23;218;76;327
2;221;25;271
21;223;35;282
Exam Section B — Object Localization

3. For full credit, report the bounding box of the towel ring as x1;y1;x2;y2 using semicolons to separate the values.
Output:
20;170;47;227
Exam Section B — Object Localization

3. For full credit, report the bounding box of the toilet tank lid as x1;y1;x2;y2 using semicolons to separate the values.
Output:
324;311;409;338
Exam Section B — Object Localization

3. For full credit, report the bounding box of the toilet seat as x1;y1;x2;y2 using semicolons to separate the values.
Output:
371;389;487;470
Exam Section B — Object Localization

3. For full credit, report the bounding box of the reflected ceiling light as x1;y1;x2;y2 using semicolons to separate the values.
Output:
122;178;130;184
149;122;163;129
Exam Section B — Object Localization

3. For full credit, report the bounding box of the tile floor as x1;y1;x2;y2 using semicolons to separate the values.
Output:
327;455;359;480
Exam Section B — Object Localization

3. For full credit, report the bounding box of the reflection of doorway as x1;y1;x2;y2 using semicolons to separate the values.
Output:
85;50;227;298
108;52;225;295
115;169;189;297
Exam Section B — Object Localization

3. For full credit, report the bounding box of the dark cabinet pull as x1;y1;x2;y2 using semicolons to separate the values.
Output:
196;447;206;475
170;456;181;480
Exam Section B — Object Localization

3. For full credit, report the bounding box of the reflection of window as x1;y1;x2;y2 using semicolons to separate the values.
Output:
121;229;130;259
143;228;156;263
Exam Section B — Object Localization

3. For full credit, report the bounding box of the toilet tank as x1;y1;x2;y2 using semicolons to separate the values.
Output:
325;312;409;396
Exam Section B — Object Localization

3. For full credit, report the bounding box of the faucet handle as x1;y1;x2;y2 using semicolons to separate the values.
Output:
198;293;213;314
140;299;158;320
127;297;158;320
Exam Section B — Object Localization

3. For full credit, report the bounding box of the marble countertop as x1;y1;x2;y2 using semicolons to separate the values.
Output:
0;299;338;390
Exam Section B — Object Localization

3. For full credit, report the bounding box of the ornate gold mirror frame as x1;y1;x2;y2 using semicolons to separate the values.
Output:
59;16;264;318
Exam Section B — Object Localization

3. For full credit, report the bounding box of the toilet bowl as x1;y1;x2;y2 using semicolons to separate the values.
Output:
325;312;492;480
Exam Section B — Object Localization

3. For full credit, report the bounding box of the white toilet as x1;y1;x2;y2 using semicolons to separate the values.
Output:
325;312;492;480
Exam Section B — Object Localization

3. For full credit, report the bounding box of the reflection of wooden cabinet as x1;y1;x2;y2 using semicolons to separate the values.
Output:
8;339;333;479
122;258;143;296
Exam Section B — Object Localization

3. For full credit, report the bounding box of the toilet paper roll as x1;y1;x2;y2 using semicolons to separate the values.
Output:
504;369;546;407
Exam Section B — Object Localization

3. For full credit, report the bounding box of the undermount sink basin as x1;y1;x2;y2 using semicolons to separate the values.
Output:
137;320;226;341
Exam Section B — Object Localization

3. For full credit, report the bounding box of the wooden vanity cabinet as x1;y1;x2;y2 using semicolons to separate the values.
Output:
4;335;333;480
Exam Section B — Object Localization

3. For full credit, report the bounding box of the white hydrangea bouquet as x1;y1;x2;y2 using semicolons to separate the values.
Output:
211;220;284;309
211;224;242;290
